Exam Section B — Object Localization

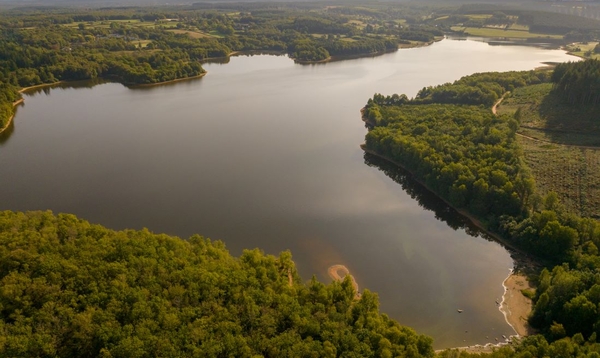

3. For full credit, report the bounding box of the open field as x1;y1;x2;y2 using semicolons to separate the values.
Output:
167;29;212;39
518;136;600;218
508;24;529;31
207;30;226;38
499;83;600;136
565;41;600;60
451;26;563;39
466;14;492;20
498;83;600;218
134;40;153;48
61;19;181;31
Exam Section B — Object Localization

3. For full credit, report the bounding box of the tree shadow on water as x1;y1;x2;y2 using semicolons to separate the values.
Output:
363;152;483;238
0;118;15;146
364;152;538;270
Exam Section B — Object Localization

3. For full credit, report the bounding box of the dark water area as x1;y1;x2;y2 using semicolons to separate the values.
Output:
363;153;485;238
0;39;576;348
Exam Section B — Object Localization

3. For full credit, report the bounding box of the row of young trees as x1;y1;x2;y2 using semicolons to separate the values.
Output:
0;210;435;357
363;64;600;352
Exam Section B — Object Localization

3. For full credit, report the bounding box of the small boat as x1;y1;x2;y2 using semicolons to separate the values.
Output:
457;309;463;313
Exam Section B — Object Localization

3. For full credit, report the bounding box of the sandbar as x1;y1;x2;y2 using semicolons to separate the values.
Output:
328;264;360;298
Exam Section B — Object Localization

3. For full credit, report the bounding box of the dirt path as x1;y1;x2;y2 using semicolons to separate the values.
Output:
328;265;360;298
492;92;600;151
492;91;510;115
516;132;600;150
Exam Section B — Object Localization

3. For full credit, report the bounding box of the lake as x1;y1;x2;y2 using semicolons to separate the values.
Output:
0;38;576;348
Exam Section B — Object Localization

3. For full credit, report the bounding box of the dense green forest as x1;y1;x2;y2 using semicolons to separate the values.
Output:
364;61;600;356
0;210;434;357
551;59;600;106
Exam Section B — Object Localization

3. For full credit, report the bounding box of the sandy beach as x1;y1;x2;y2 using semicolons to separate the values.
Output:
438;273;535;354
501;272;535;337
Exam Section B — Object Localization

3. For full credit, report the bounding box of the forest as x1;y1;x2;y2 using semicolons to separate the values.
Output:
0;210;435;357
551;59;600;106
364;60;600;356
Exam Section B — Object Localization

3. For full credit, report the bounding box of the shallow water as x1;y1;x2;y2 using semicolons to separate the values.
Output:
0;39;576;348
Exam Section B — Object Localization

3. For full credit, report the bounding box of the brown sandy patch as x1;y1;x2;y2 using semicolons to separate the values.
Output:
328;264;360;298
500;273;535;337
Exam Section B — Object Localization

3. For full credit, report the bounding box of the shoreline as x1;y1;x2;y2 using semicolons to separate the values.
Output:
500;271;535;337
437;271;534;354
361;144;532;258
0;98;25;135
0;80;69;135
0;73;209;135
19;81;65;94
361;114;537;349
360;111;545;271
221;39;441;65
127;72;207;88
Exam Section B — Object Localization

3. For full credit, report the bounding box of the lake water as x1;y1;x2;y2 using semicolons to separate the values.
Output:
0;39;576;348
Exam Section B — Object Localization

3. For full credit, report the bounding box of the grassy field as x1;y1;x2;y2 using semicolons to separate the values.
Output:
451;26;563;39
499;83;600;133
565;42;600;60
134;40;153;48
61;19;181;31
167;29;212;39
466;14;492;20
498;83;600;218
508;24;529;31
207;30;226;38
518;136;600;218
347;19;366;29
497;83;550;128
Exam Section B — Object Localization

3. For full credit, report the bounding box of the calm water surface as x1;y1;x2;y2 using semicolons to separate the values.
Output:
0;39;576;348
